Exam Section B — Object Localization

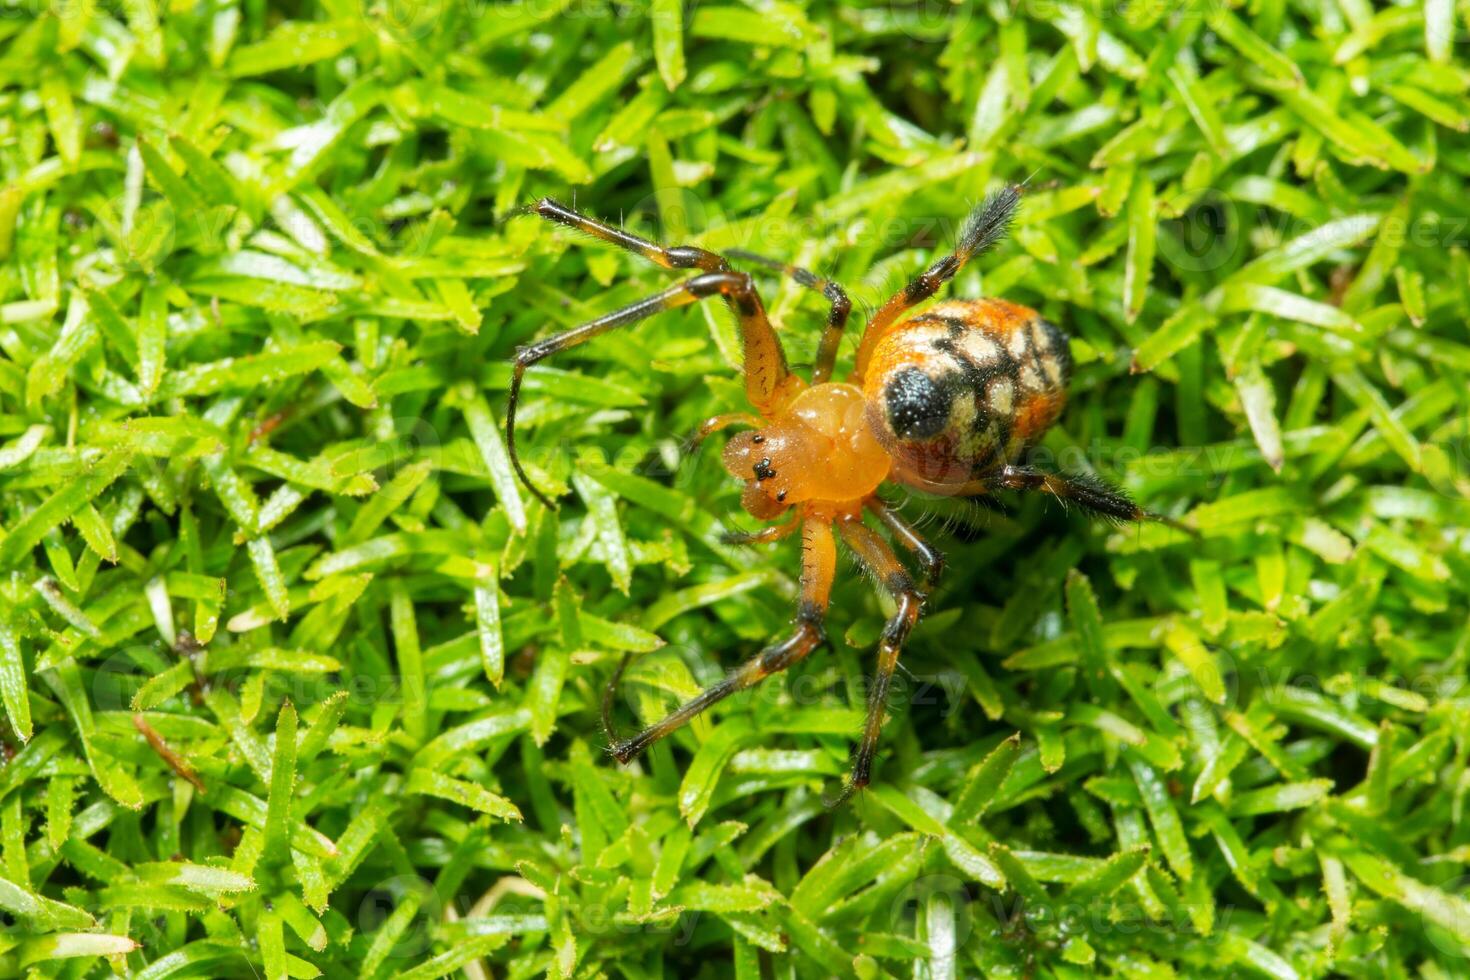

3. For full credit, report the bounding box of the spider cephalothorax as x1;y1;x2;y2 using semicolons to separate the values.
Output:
506;184;1188;803
721;383;888;519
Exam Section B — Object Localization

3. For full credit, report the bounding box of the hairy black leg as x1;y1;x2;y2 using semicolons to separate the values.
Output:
982;464;1194;532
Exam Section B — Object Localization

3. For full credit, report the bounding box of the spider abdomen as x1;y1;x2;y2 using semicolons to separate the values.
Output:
861;298;1071;487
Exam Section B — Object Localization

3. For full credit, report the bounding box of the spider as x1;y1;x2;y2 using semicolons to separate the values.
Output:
506;184;1189;803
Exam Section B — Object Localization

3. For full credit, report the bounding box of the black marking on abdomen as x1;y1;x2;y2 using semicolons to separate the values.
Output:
932;336;1016;465
907;312;974;336
1037;318;1073;387
884;366;954;440
1023;324;1050;386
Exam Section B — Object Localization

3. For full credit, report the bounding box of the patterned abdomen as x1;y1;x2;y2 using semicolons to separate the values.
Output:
861;298;1071;486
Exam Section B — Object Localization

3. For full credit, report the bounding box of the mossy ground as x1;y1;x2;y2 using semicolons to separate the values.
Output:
1;0;1468;977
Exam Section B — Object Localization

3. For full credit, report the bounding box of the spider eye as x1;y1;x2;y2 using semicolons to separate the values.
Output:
722;429;777;482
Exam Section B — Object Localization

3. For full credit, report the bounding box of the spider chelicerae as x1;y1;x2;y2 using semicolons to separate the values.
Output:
506;184;1189;803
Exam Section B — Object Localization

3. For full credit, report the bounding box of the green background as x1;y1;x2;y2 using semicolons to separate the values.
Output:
1;0;1468;976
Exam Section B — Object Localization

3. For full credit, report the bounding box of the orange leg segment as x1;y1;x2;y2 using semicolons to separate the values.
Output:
729;248;853;384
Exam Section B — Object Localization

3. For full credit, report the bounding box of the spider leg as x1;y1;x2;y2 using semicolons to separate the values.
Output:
866;496;946;590
852;184;1022;382
720;516;800;546
969;464;1195;533
508;271;789;507
728;249;853;384
691;412;761;450
603;517;836;763
829;519;923;805
533;198;729;273
531;201;793;405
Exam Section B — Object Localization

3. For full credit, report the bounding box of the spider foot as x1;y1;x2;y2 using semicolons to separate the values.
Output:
823;777;867;809
607;740;639;765
719;529;769;546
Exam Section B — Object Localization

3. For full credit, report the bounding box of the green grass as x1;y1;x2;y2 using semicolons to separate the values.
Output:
0;0;1468;976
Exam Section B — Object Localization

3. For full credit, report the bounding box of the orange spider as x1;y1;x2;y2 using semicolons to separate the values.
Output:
507;185;1187;803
